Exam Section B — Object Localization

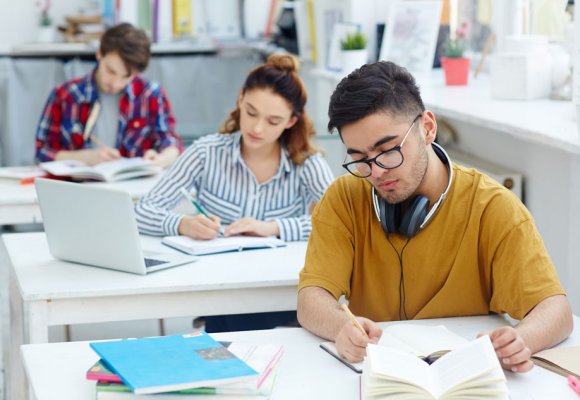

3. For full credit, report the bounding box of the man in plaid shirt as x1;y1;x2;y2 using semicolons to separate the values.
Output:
35;23;183;167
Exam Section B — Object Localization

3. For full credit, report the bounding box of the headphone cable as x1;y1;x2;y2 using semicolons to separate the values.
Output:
387;237;411;320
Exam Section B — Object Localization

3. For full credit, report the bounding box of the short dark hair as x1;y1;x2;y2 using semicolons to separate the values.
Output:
327;61;425;135
100;23;151;73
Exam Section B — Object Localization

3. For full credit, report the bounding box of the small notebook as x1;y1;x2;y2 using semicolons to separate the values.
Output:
532;345;580;378
162;235;286;256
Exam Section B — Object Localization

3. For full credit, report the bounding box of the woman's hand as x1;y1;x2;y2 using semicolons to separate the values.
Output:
224;218;280;237
178;214;222;240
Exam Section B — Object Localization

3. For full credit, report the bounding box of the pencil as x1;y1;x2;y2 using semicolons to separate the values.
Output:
83;101;101;141
89;134;105;148
341;303;367;337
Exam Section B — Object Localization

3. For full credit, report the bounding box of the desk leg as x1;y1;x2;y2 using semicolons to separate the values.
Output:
28;301;49;344
8;269;27;400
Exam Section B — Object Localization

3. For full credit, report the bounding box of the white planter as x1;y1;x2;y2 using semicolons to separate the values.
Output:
37;26;55;43
341;49;368;75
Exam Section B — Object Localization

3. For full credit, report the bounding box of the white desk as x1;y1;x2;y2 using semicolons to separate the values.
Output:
4;232;307;400
20;315;580;400
0;176;160;225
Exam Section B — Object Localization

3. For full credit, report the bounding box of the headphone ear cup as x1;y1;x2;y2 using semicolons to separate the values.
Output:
380;198;400;237
399;195;429;237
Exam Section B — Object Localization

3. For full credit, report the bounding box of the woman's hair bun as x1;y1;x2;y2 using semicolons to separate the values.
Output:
266;53;299;72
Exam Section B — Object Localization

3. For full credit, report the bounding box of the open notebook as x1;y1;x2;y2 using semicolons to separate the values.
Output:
162;235;286;256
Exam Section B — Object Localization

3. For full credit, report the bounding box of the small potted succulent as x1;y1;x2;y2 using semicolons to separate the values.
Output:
340;31;368;75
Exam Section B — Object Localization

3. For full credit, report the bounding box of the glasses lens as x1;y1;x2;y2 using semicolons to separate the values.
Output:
345;162;371;177
376;150;403;169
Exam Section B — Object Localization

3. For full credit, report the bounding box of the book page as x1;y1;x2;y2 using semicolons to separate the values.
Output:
379;324;469;358
92;158;159;181
40;160;95;177
366;344;435;395
431;335;506;398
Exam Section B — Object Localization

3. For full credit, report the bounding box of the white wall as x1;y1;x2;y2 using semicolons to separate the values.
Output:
0;0;92;48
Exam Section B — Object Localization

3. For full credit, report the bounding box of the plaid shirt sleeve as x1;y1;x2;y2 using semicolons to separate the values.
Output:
149;86;183;153
35;89;64;163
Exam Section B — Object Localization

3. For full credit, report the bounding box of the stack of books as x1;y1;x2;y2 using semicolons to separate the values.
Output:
87;332;284;399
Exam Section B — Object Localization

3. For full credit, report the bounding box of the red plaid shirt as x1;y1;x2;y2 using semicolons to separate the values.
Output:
35;69;184;162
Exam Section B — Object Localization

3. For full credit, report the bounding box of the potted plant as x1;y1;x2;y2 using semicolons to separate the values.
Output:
36;0;55;43
340;31;368;74
441;22;470;85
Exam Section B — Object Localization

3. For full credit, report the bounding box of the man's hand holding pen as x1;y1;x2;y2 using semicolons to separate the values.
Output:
336;304;382;363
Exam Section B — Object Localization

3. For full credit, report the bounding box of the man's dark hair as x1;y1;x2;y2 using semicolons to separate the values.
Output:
100;23;151;73
327;61;425;135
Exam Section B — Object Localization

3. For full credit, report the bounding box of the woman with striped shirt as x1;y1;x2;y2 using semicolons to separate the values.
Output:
135;53;334;332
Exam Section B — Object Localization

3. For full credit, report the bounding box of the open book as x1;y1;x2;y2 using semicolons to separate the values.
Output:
362;335;508;399
162;235;287;256
40;158;161;182
0;166;48;185
321;324;469;373
532;345;580;378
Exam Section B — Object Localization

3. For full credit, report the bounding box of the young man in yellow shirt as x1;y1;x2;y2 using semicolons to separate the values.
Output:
297;61;572;373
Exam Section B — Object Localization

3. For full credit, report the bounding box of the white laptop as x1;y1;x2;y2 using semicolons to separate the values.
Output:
35;178;198;275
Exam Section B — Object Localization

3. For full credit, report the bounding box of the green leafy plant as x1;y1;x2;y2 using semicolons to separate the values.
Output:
444;21;469;58
341;31;367;51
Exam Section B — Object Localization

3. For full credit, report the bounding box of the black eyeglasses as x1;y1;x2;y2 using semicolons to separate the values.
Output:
342;114;422;178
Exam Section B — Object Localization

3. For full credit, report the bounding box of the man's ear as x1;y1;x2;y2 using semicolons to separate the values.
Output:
96;49;102;62
421;111;438;145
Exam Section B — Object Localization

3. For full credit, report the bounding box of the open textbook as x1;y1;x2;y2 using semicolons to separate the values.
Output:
531;345;580;378
321;324;469;373
40;158;161;182
362;335;508;399
162;235;287;256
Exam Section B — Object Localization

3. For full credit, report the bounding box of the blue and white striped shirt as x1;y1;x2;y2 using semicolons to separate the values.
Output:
135;132;335;241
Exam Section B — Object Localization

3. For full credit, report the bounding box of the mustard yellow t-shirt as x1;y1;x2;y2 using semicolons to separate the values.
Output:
298;164;565;322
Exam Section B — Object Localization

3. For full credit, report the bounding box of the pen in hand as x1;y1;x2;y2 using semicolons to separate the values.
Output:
179;187;223;237
341;303;367;337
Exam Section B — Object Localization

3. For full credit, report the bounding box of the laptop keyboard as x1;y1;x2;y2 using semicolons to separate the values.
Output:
144;258;169;269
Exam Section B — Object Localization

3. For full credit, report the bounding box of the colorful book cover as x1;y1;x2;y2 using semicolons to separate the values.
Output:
89;332;258;395
95;367;279;398
87;359;123;383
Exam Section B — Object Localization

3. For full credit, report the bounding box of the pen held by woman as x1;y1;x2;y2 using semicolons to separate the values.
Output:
179;188;223;238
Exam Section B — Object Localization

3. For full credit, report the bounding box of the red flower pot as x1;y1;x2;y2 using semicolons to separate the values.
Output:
441;57;470;86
